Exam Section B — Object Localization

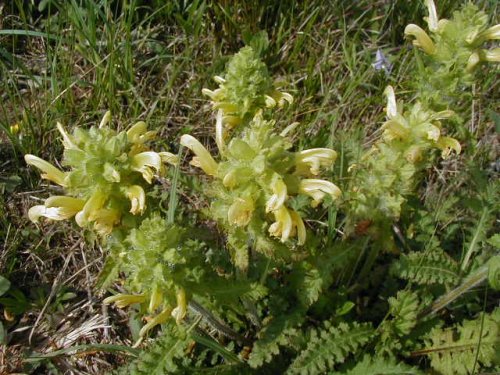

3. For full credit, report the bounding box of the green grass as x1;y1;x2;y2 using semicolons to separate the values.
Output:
0;0;498;373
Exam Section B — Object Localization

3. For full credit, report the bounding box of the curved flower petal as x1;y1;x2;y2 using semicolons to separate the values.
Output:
384;86;398;119
148;285;163;313
466;52;481;72
299;179;341;207
180;134;218;177
103;293;147;308
290;210;306;245
56;122;78;150
404;24;436;55
139;307;172;338
424;0;439;32
269;206;293;243
98;110;111;129
476;24;500;43
28;205;77;223
132;151;162;183
25;154;67;187
125;185;146;215
480;48;500;63
265;95;277;108
171;288;187;324
436;136;461;158
92;208;120;236
215;109;225;154
295;148;337;176
127;121;148;143
382;119;409;141
266;177;288;212
75;190;107;227
159;152;178;166
228;197;254;227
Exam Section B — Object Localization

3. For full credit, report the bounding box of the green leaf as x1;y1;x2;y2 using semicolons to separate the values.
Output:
0;275;10;297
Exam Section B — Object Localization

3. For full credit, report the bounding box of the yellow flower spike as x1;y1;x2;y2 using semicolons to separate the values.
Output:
28;196;84;223
148;285;163;313
75;190;107;227
103;293;147;308
25;154;67;187
404;24;436;55
180;134;218;177
171;288;187;324
56;122;78;150
266;178;288;212
139;307;172;338
98;110;112;129
228;197;254;227
131;151;162;183
299;179;341;207
384;86;398;119
125;185;146;215
269;206;293;243
289;210;306;246
424;0;439;32
436;136;461;158
480;48;500;63
215;110;226;154
295;148;337;176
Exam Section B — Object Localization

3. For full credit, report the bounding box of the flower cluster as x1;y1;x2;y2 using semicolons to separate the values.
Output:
405;0;499;106
347;87;460;234
25;112;177;236
202;46;293;132
103;215;202;337
182;110;340;266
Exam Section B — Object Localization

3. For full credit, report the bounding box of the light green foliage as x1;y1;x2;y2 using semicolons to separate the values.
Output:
287;321;375;374
391;248;460;286
334;355;422;375
423;308;500;375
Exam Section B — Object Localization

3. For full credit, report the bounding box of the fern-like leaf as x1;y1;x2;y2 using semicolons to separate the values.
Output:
248;312;303;368
333;355;422;374
286;321;374;375
112;324;191;375
391;248;459;286
419;308;500;375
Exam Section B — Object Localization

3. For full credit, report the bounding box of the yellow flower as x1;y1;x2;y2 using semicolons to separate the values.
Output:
295;148;337;176
98;110;112;128
28;196;85;223
268;206;293;242
265;177;288;212
404;24;436;55
424;0;439;32
25;154;67;187
131;151;163;183
125;185;146;215
299;179;341;207
103;293;147;308
171;288;187;324
75;190;107;227
384;86;398;119
180;134;219;177
148;285;163;313
139;307;172;338
228;197;254;227
56;122;78;150
289;210;306;246
436;136;461;158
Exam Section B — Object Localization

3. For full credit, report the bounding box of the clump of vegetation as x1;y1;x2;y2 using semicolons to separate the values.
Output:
1;0;498;373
